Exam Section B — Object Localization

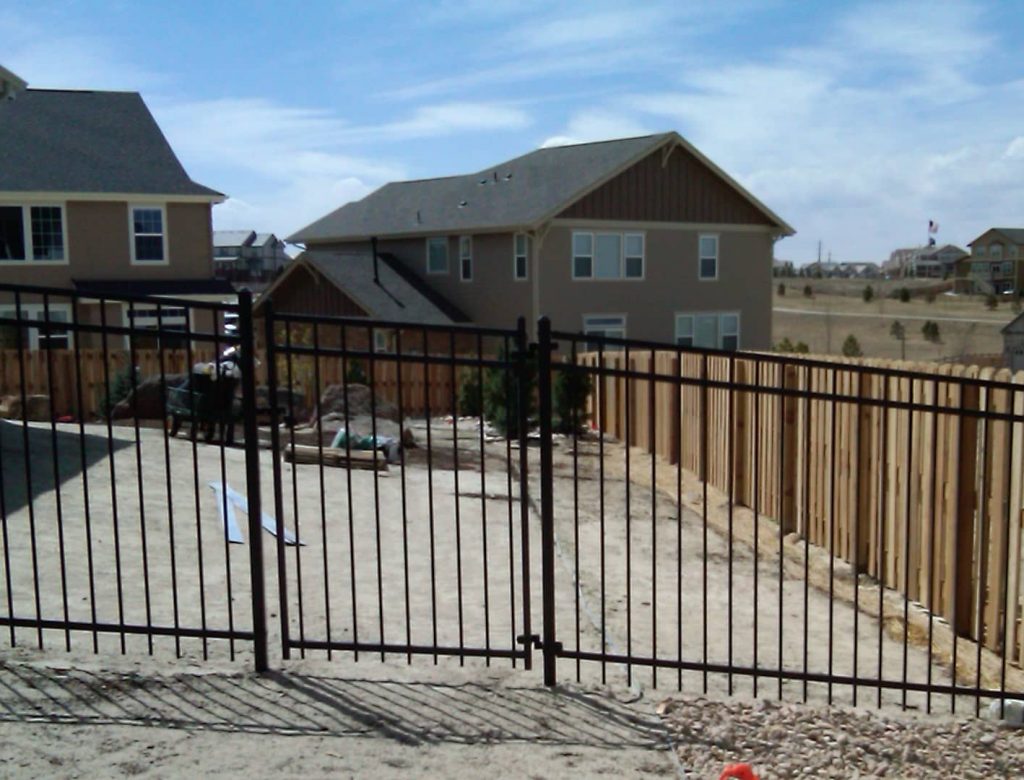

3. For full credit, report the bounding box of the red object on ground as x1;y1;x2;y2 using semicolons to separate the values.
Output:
719;764;759;780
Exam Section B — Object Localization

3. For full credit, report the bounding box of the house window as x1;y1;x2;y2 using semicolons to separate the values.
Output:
675;312;740;350
1003;261;1014;275
582;314;626;349
1010;246;1019;259
459;235;472;281
372;328;394;353
0;205;66;262
572;231;645;279
130;206;166;263
0;304;72;349
699;235;718;280
427;236;448;274
991;244;1003;260
974;245;986;257
514;233;530;280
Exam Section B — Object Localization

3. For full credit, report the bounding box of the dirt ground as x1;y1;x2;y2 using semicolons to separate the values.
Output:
772;286;1015;360
0;416;1008;776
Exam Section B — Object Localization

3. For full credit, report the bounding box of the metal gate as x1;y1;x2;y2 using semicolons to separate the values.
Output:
263;304;533;668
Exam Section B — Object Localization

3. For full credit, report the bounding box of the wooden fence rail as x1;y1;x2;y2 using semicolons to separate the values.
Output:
581;350;1024;670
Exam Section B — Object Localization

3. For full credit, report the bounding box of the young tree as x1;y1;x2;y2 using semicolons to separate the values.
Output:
922;320;941;344
777;282;786;297
898;287;911;303
986;293;998;310
841;334;863;358
803;284;813;298
863;285;874;303
890;320;906;360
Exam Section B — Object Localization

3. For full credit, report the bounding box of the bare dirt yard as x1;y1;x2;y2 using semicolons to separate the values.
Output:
0;417;1019;777
773;280;1016;360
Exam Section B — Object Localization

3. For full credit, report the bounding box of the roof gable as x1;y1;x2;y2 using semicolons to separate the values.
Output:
289;132;792;243
969;228;1024;247
0;89;222;197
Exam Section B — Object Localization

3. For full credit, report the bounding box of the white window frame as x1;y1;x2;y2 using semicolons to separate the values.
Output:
426;236;449;275
129;204;169;266
698;234;719;281
0;203;69;266
674;311;740;350
513;233;530;281
571;230;645;280
459;235;473;282
582;313;627;342
0;303;73;349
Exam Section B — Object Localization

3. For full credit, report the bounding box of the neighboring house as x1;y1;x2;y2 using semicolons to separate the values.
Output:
883;244;967;279
285;132;794;349
773;258;795;277
954;228;1024;296
213;229;290;285
803;261;842;278
0;66;231;349
840;262;880;279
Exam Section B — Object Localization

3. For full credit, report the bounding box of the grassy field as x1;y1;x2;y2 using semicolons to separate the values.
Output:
772;279;1017;361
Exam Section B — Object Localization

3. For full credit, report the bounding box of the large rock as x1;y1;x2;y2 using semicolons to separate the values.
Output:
110;374;187;420
257;385;308;422
317;383;399;423
0;394;51;421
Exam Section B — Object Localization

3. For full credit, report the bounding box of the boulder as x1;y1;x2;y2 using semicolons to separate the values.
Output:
110;374;187;420
256;385;308;422
317;383;399;423
0;394;51;421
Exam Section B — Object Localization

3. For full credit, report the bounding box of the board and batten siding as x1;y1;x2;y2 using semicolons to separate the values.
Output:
558;146;775;226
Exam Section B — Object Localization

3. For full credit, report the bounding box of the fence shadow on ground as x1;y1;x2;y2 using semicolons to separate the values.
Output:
0;661;665;749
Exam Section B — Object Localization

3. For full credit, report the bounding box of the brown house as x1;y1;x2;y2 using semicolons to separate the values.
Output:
954;228;1024;296
285;132;794;349
0;65;231;348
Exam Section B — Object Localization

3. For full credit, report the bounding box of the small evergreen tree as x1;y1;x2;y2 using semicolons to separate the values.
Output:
863;285;874;303
345;358;368;385
922;321;941;343
890;320;906;360
552;366;592;434
841;334;863;358
482;346;537;437
775;337;795;352
795;341;810;354
777;282;786;296
898;287;911;303
803;284;813;298
985;293;998;310
456;367;483;417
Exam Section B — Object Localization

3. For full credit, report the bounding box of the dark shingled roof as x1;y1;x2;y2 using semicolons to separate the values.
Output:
258;250;467;325
0;89;222;197
289;132;793;243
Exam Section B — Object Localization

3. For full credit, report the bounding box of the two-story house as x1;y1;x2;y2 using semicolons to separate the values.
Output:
213;230;290;286
0;66;231;348
955;228;1024;295
280;132;794;349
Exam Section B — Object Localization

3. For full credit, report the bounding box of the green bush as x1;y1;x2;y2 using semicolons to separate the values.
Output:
863;285;874;303
985;294;998;310
890;320;905;341
456;367;483;417
775;338;810;354
777;283;786;296
482;346;536;437
922;321;941;343
841;334;863;358
898;287;911;303
345;358;368;385
553;365;592;434
803;284;813;298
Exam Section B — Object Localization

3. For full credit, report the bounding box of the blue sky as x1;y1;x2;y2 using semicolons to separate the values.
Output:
5;0;1024;263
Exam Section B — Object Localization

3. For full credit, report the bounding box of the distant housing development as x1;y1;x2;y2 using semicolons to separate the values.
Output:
883;244;967;278
212;229;289;286
284;132;794;349
955;227;1024;295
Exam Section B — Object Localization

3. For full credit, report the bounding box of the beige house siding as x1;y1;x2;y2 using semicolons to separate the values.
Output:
558;147;774;226
538;224;774;348
0;200;213;289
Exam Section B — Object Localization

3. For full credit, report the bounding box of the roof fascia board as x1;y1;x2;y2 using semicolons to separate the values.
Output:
0;190;225;204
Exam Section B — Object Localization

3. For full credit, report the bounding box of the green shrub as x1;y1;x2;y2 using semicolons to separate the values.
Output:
922;321;941;343
890;320;905;341
803;284;813;298
899;287;911;303
482;346;536;437
841;334;863;358
345;358;368;385
777;283;786;296
863;285;874;303
456;367;483;417
985;294;998;310
553;365;592;434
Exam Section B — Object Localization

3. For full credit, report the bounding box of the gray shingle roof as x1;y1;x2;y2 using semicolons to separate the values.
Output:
290;134;684;243
271;250;463;325
991;228;1024;244
214;230;256;247
0;89;222;197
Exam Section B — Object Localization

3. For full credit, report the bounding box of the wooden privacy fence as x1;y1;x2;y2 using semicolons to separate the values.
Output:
0;348;460;422
581;350;1024;669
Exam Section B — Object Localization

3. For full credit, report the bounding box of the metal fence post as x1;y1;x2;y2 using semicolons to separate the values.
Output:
537;316;557;686
514;317;533;670
263;301;290;660
237;291;269;672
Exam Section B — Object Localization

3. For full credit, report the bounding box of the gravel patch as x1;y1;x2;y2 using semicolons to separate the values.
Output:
660;696;1024;779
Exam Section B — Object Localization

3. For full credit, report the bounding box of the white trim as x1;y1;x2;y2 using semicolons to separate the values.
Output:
129;204;169;266
0;202;70;266
0;191;224;204
459;235;473;282
426;236;449;275
571;230;646;281
582;312;627;337
0;302;74;350
550;218;779;233
513;232;530;281
698;233;719;281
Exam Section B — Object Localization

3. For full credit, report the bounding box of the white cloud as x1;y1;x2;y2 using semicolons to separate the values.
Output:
1005;137;1024;159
